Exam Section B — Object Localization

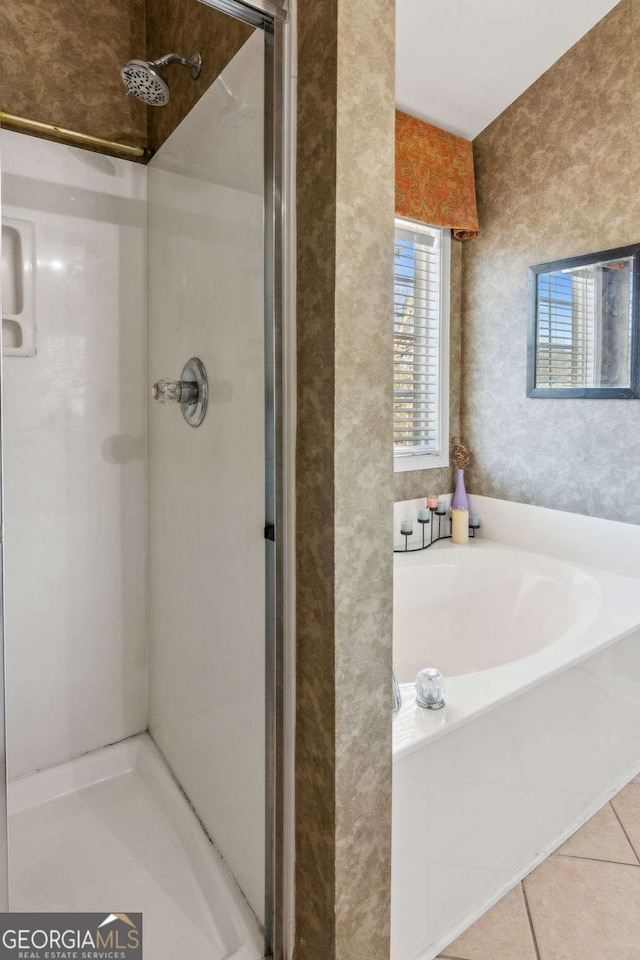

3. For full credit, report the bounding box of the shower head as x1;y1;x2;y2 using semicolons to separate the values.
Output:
121;60;170;106
121;52;202;106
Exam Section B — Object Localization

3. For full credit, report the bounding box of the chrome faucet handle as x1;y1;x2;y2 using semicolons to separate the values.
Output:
151;358;208;428
415;667;445;710
392;669;402;714
152;378;199;405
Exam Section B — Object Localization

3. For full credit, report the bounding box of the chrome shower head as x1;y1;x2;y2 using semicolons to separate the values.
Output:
121;60;170;106
121;52;202;107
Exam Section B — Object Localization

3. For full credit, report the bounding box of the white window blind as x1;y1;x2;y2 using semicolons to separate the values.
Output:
394;219;449;469
536;269;596;388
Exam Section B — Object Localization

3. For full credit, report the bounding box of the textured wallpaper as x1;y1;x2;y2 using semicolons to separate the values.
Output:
295;0;395;957
295;0;338;954
463;0;640;524
333;0;394;955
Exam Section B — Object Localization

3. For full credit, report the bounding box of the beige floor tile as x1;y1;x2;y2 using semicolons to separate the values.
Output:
439;884;536;960
613;785;640;858
632;774;640;784
556;802;638;864
524;856;640;959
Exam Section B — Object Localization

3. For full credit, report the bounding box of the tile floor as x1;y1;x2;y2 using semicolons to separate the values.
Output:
439;773;640;960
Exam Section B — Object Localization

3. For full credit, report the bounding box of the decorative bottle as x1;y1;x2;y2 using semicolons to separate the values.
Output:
452;468;469;511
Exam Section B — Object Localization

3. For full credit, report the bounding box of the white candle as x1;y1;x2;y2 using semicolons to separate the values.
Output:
400;520;413;536
451;508;469;545
417;509;429;522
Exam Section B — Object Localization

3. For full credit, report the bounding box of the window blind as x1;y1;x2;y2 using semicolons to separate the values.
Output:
394;220;443;457
536;269;596;388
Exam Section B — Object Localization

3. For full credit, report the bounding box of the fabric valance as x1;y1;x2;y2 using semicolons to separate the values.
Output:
395;110;479;241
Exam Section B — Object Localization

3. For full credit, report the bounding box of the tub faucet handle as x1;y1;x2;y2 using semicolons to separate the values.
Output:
415;667;445;710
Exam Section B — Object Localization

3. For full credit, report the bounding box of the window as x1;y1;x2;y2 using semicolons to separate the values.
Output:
393;218;450;471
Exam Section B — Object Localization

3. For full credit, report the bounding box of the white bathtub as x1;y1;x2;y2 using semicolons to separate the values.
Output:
391;498;640;960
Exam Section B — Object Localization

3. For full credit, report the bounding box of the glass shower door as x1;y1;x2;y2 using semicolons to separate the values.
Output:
146;25;267;928
0;7;282;957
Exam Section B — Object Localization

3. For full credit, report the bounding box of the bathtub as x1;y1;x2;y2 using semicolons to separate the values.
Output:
391;497;640;960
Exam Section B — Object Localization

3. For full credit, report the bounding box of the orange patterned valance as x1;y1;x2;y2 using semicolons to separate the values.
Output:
395;110;479;241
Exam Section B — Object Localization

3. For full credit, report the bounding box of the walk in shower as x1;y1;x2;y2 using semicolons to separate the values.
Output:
0;2;288;957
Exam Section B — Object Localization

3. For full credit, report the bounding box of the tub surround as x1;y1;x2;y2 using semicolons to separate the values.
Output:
395;492;640;578
393;538;640;757
463;0;640;524
393;495;640;756
392;495;640;960
468;494;640;579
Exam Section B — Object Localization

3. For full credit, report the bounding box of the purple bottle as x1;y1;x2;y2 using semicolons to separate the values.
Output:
452;468;469;511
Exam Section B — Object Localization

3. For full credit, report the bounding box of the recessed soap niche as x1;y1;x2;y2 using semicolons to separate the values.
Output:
1;218;36;357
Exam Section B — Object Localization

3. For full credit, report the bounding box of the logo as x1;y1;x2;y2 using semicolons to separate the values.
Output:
0;912;142;958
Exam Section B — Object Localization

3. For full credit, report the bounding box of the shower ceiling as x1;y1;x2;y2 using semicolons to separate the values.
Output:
396;0;621;139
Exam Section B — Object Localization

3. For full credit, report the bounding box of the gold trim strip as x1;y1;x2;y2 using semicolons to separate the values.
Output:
0;112;148;160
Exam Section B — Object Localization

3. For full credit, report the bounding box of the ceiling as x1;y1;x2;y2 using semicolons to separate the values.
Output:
396;0;621;140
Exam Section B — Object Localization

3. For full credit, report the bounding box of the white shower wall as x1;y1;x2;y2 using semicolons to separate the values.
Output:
1;131;148;777
147;33;266;922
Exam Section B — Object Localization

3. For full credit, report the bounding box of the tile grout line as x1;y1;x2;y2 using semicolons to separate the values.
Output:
555;851;640;867
439;784;640;960
609;799;640;866
521;880;543;960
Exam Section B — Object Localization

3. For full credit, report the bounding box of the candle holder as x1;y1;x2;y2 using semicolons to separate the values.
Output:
394;508;480;553
469;515;481;539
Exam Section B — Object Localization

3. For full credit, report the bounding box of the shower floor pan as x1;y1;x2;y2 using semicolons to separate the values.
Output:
8;733;263;960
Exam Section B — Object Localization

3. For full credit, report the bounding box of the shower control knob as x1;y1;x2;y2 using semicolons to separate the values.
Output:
151;358;208;428
152;378;198;405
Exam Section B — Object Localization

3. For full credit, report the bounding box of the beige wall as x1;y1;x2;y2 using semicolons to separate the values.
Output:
463;0;640;523
394;240;462;501
295;0;395;957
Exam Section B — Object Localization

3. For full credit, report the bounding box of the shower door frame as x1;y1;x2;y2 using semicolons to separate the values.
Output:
0;136;8;912
0;0;294;947
197;2;294;959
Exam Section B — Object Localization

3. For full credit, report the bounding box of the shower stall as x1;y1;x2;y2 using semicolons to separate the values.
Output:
0;1;290;958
